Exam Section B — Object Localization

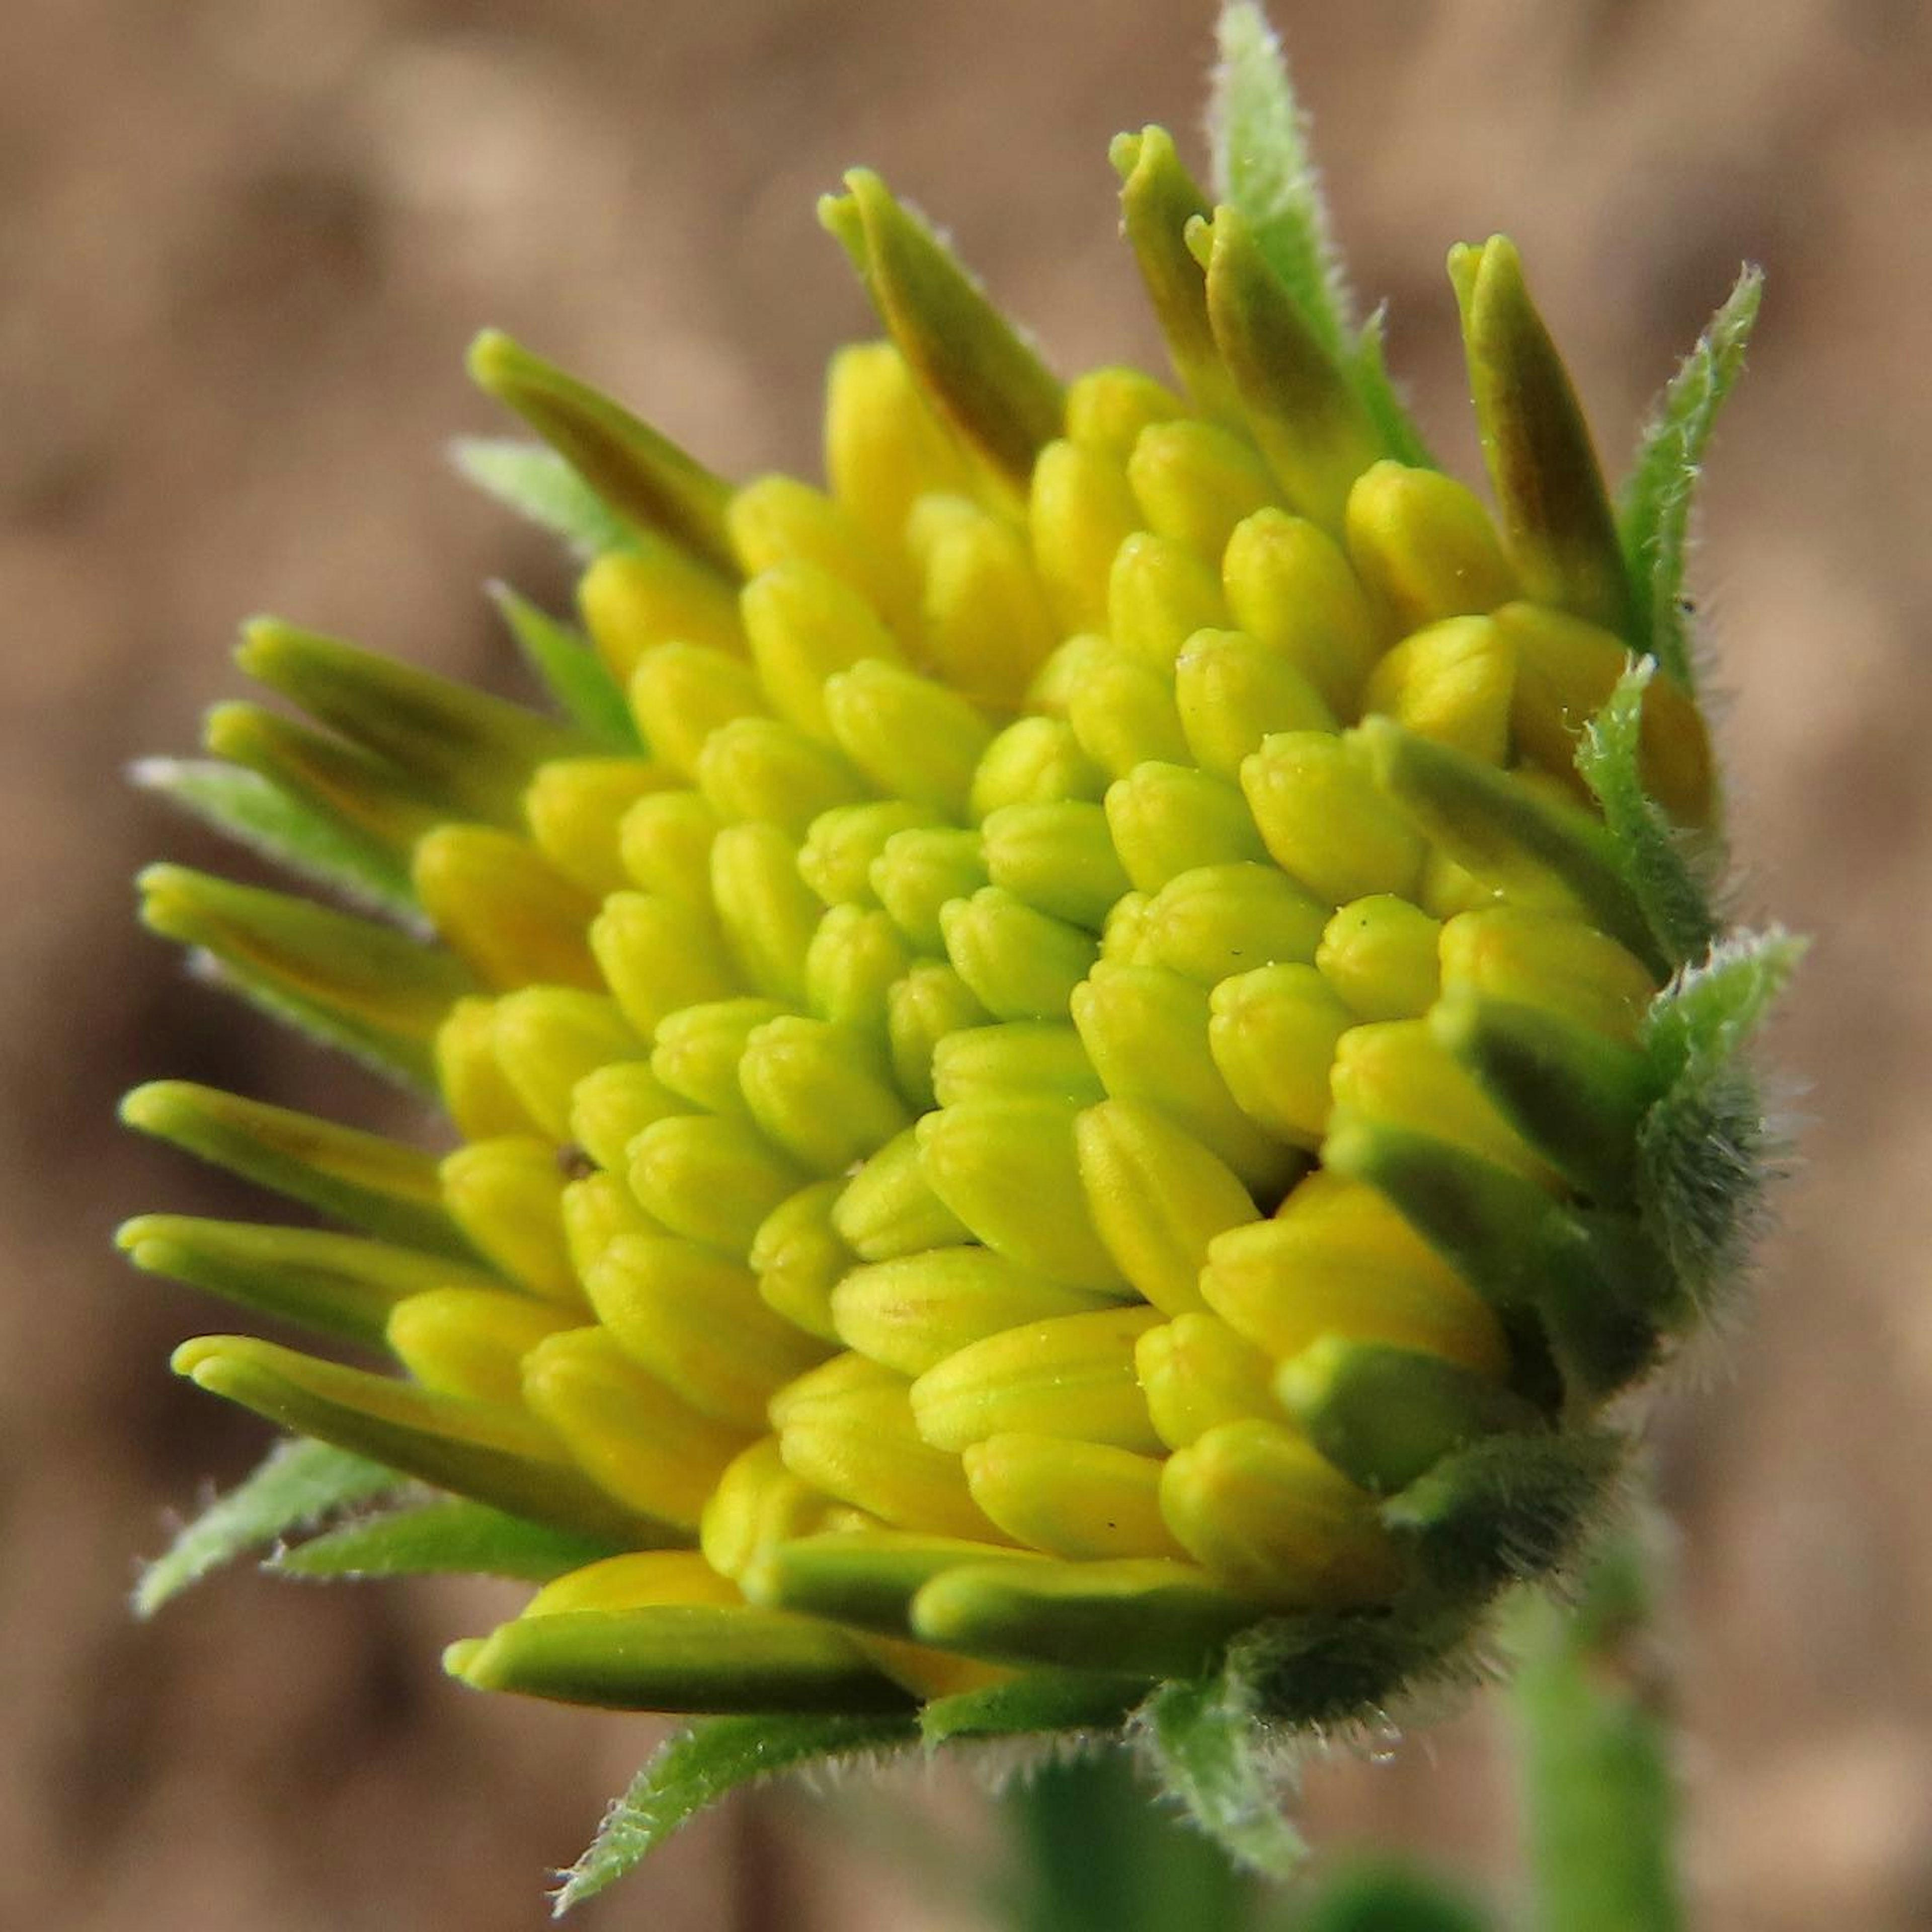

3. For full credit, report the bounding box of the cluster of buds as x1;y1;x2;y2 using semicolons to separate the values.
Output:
121;9;1788;1887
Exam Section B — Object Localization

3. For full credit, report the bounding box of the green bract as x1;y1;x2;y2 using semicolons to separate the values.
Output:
122;3;1790;1902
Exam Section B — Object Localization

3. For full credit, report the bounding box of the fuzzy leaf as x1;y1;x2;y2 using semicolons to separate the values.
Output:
136;1436;396;1617
554;1712;918;1913
452;437;636;559
1210;3;1349;357
490;584;640;749
1138;1672;1308;1880
1644;928;1805;1092
132;758;418;919
1636;923;1802;1303
1573;664;1717;970
273;1497;618;1584
1618;269;1762;688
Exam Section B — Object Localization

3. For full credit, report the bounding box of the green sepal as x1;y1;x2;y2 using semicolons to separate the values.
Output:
203;700;445;886
137;864;474;1091
1618;267;1762;688
919;1669;1152;1744
1194;203;1383;531
1299;1861;1498;1932
488;583;640;750
450;436;638;560
911;1558;1261;1678
1574;664;1718;969
135;1435;397;1617
1326;1118;1664;1399
272;1497;618;1584
553;1712;920;1914
1110;127;1241;425
173;1334;660;1547
820;169;1065;491
1352;716;1664;974
1137;1670;1308;1880
119;1081;475;1260
130;756;418;920
1430;989;1661;1204
445;1604;918;1714
744;1528;1037;1637
1321;1117;1559;1316
118;1213;503;1349
1276;1336;1547;1495
1209;1;1348;359
236;618;585;826
1448;236;1630;633
1633;926;1796;1311
466;332;738;575
1380;1428;1625;1601
1644;926;1805;1093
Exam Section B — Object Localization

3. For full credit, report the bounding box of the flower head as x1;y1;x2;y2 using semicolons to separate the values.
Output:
121;5;1793;1893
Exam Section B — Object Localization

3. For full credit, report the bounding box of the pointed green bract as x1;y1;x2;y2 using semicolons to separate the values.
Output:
135;1436;396;1618
1349;309;1436;471
1449;236;1631;633
138;864;473;1090
1210;2;1348;359
273;1498;617;1584
1112;127;1241;426
451;436;638;559
119;1082;474;1259
1618;268;1762;687
1138;1670;1308;1879
466;333;738;574
131;757;418;918
553;1712;919;1914
174;1335;659;1546
1574;664;1718;969
118;1214;502;1348
237;619;584;826
490;584;640;749
1353;716;1664;974
1644;927;1805;1092
821;170;1065;491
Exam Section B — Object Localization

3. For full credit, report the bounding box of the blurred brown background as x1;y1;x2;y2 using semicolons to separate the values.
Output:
5;1;1930;1926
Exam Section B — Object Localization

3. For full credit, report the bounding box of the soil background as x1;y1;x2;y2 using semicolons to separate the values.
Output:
5;2;1930;1927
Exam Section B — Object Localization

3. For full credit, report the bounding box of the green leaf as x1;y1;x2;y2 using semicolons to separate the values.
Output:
1508;1535;1684;1932
452;437;637;560
1209;3;1349;358
1138;1672;1308;1881
132;758;418;919
489;584;640;749
273;1497;618;1584
1635;930;1802;1308
1573;664;1717;970
1644;927;1806;1092
1617;269;1762;688
135;1436;396;1617
553;1712;918;1913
